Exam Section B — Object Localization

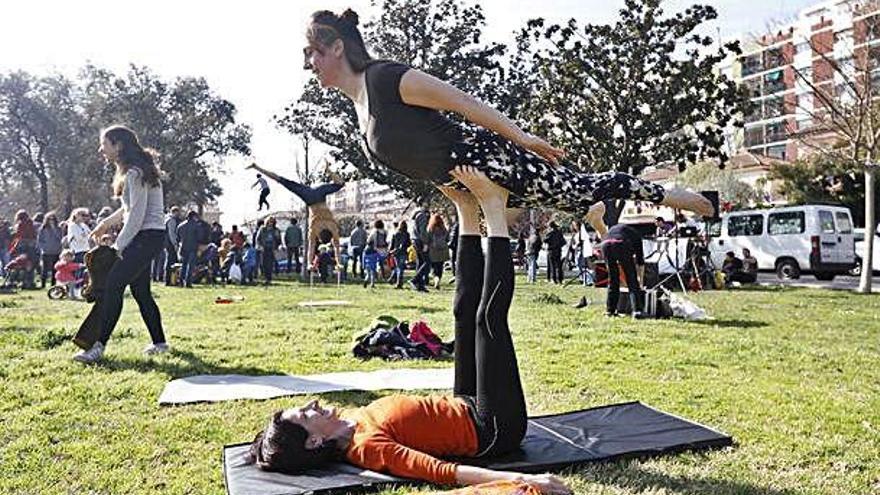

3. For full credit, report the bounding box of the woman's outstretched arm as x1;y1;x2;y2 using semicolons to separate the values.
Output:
456;465;572;494
398;70;565;165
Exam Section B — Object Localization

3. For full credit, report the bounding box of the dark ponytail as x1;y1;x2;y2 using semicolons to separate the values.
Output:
307;9;373;72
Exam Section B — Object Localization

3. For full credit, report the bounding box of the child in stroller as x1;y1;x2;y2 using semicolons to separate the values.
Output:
49;249;88;300
1;253;35;292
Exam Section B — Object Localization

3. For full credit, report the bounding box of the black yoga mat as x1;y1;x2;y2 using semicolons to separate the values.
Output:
223;401;733;495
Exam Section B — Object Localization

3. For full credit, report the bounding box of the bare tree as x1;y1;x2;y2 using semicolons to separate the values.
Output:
783;8;880;293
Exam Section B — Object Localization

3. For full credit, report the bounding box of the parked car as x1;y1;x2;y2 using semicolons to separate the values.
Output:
850;227;880;276
706;204;856;281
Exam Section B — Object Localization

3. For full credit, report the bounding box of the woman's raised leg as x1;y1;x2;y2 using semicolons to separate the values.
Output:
451;166;527;457
437;185;482;397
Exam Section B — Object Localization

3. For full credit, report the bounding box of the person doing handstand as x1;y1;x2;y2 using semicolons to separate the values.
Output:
246;163;344;269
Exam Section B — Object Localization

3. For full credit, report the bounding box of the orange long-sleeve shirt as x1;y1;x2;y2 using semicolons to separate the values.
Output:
342;394;479;485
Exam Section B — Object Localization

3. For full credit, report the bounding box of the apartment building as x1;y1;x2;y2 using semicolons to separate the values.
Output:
728;0;880;160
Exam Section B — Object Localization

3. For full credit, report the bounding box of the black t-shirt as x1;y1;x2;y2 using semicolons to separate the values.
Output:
605;224;645;265
361;62;462;182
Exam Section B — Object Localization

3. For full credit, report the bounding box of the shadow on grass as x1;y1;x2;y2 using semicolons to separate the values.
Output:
580;459;802;495
99;348;282;378
683;319;769;329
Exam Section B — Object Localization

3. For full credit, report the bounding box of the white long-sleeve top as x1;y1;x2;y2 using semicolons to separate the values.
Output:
67;222;92;253
113;168;165;252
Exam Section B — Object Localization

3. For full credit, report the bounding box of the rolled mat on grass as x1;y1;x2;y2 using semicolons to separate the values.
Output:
158;368;454;405
223;401;733;495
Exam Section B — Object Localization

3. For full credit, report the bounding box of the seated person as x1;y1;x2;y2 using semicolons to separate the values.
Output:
654;216;673;238
248;168;570;494
731;248;758;284
721;251;752;286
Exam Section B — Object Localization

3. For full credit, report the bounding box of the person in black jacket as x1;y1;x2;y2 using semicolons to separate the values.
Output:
545;222;565;284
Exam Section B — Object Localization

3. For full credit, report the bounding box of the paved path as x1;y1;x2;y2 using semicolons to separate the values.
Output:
756;273;880;293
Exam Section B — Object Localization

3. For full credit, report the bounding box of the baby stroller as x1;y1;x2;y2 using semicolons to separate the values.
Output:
47;269;90;300
1;254;35;293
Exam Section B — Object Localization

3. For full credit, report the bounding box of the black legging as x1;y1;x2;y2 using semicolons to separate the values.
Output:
98;230;167;346
601;241;643;314
454;236;527;457
258;188;271;210
548;249;563;283
276;176;343;206
41;253;59;286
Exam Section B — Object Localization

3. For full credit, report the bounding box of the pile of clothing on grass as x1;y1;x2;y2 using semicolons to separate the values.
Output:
352;315;453;361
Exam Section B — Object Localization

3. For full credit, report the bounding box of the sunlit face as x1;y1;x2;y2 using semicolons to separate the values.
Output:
99;136;120;163
304;32;344;88
281;399;346;449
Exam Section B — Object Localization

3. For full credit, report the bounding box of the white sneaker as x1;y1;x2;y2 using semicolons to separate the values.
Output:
143;343;170;355
73;342;105;363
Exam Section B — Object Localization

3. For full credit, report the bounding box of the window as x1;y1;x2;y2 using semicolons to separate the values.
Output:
744;78;762;98
834;29;853;45
764;96;785;118
794;66;813;82
745;100;763;123
819;210;836;233
768;211;805;234
867;15;880;41
764;70;786;94
764;47;785;70
728;215;764;236
745;126;765;147
796;42;810;55
766;144;787;159
706;220;722;237
765;121;786;142
869;45;880;71
741;54;763;76
835;211;853;233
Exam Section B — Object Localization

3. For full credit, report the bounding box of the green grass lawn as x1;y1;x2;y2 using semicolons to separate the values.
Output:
1;274;878;494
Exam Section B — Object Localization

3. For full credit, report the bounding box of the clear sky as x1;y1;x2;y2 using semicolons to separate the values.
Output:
1;0;820;224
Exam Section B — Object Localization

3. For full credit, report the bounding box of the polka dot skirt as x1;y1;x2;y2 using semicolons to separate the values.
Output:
442;129;665;212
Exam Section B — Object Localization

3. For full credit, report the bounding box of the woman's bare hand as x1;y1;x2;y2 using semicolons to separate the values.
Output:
519;134;566;166
522;473;572;494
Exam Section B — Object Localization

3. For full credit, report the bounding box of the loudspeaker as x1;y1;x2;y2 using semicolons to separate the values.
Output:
700;190;720;220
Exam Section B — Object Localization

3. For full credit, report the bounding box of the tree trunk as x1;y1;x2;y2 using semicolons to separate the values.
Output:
39;176;49;212
858;167;876;293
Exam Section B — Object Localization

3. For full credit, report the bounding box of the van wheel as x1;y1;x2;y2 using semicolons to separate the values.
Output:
849;258;862;277
814;272;836;281
776;259;800;280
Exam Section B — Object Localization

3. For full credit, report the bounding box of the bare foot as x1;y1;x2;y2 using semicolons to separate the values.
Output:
437;185;481;236
661;188;714;217
437;185;479;211
586;202;605;225
450;166;508;208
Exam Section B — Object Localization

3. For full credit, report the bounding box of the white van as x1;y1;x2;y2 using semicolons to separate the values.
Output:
707;205;856;281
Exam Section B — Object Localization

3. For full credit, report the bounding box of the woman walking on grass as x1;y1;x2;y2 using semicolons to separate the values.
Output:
73;125;169;364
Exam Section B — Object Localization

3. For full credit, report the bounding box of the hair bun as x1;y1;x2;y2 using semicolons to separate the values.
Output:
340;8;360;26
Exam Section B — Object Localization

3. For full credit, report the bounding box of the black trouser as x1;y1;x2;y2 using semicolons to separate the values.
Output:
602;241;642;314
41;253;59;286
262;249;275;284
164;243;178;285
412;240;431;288
351;246;364;277
431;261;444;279
285;245;300;273
99;230;166;347
454;236;527;457
548;249;563;283
258;188;270;210
151;248;166;282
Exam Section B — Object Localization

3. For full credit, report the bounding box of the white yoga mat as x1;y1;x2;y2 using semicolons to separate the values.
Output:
159;367;454;405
